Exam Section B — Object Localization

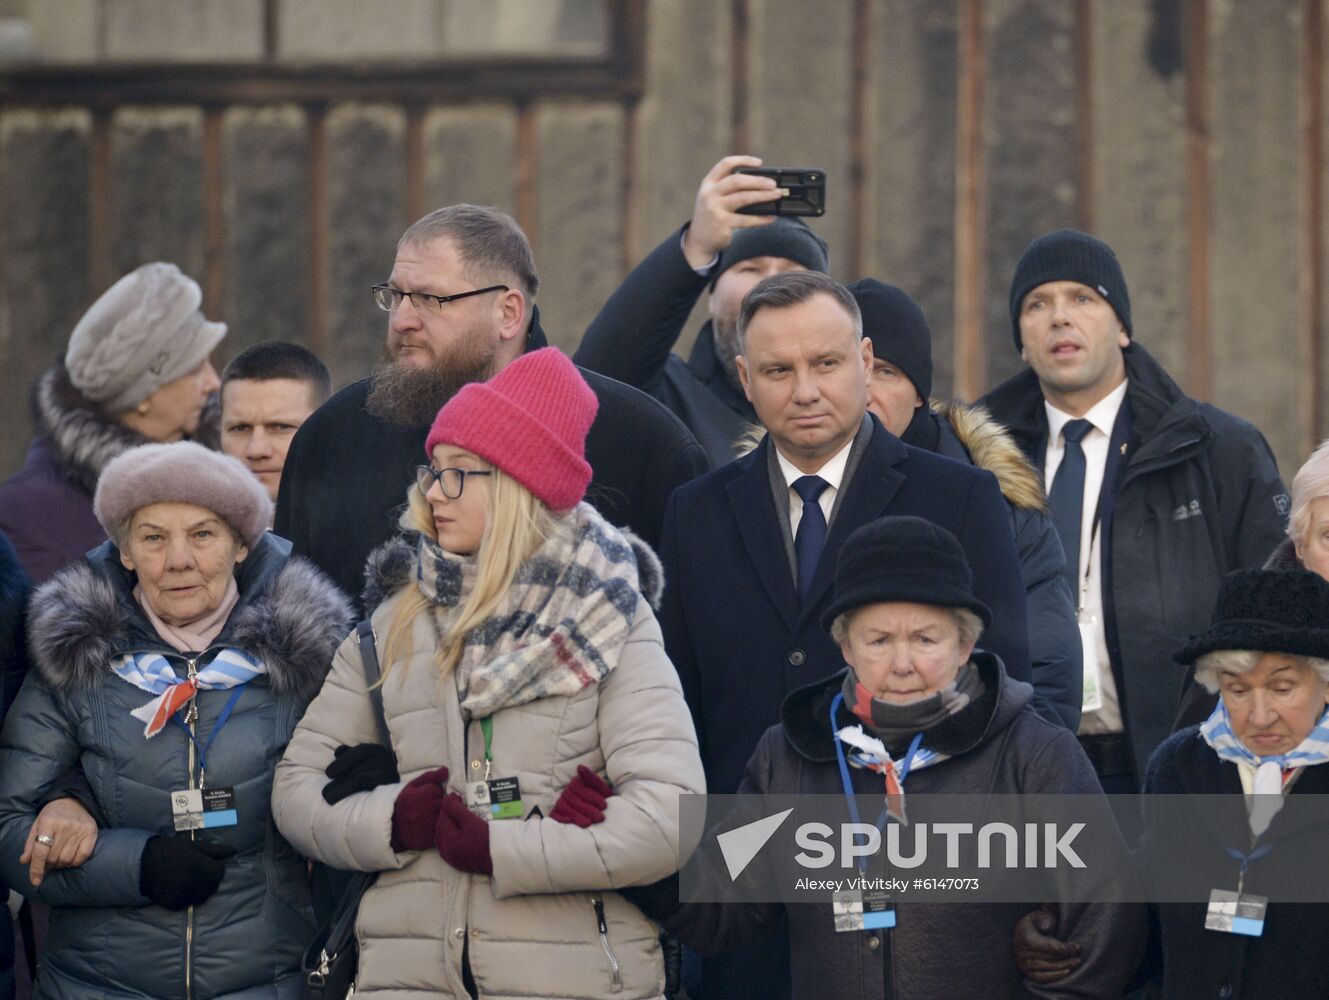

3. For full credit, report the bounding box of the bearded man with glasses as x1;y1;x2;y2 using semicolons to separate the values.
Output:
275;204;707;614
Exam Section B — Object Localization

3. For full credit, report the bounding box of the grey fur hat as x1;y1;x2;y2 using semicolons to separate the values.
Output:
94;441;272;549
65;262;226;413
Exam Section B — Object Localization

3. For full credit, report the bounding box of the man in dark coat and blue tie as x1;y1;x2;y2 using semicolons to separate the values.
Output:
658;271;1030;998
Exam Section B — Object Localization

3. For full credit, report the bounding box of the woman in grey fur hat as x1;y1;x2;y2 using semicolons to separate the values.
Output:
0;441;352;999
0;262;226;585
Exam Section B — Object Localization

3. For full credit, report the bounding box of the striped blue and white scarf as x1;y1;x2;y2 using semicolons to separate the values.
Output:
109;647;266;738
1200;699;1329;835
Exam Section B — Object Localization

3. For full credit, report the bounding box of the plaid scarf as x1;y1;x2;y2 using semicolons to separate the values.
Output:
109;647;265;737
414;502;644;719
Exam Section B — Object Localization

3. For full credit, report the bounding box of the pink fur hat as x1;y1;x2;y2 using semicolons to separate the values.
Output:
94;441;272;548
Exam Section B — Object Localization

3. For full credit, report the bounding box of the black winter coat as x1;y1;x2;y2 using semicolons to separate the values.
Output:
1143;727;1329;1000
275;309;707;610
574;225;756;468
981;343;1288;778
666;656;1144;1000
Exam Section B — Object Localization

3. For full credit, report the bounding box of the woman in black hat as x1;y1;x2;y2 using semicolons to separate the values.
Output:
1140;568;1329;999
600;515;1142;999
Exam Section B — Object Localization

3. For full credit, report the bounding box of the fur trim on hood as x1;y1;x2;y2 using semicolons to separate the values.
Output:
31;361;153;495
28;556;352;700
361;517;666;615
933;399;1048;514
31;361;222;495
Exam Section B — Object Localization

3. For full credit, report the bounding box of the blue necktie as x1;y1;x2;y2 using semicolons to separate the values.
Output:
1049;419;1094;595
792;475;830;600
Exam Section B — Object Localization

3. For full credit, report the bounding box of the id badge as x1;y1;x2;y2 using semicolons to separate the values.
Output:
171;786;237;831
465;780;492;818
465;777;523;821
1078;617;1104;713
832;889;864;932
1205;889;1268;937
862;887;896;930
485;777;523;820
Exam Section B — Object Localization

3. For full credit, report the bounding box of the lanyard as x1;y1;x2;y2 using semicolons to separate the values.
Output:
480;716;494;780
1223;844;1274;896
830;692;923;873
171;685;247;783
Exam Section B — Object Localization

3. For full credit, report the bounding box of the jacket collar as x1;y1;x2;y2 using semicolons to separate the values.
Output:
983;343;1211;473
30;362;154;495
27;533;352;699
727;415;910;630
778;651;1029;763
1265;537;1302;571
687;322;758;418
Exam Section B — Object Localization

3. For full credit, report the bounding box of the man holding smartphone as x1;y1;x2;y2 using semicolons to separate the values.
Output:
575;155;828;468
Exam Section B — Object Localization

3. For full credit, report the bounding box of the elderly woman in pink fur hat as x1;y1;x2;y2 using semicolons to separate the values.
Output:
0;441;350;999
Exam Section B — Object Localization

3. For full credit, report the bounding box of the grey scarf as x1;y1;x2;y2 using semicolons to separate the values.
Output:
841;662;985;749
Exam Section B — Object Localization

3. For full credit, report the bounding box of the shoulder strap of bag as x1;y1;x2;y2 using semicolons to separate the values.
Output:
303;620;393;990
355;619;392;751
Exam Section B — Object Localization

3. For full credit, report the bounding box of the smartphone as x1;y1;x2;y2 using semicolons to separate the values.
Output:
735;167;826;217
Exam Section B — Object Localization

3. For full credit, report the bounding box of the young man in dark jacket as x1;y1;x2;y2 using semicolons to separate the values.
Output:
275;204;707;611
981;228;1288;792
575;155;829;468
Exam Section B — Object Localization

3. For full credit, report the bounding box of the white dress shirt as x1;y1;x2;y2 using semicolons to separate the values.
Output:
1044;379;1129;735
776;437;854;538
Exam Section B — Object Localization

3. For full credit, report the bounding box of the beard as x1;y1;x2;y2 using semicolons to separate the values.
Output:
712;314;744;395
365;337;498;428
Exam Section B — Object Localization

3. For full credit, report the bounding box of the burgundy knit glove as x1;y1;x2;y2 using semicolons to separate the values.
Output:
550;766;614;828
435;792;493;875
391;767;449;852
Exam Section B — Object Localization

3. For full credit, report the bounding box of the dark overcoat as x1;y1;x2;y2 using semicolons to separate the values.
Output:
659;415;1030;798
1143;726;1329;1000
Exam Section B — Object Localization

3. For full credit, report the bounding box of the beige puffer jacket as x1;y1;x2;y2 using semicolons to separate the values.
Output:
272;557;704;998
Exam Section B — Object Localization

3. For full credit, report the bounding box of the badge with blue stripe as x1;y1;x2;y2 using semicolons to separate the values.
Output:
1206;889;1267;937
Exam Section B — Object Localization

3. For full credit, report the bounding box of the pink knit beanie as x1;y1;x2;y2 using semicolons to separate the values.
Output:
424;347;598;511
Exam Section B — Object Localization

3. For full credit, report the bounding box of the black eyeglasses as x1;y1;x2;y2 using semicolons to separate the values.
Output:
416;465;493;499
371;283;508;315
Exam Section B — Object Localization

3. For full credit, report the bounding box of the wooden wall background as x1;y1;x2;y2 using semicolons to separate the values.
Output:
0;0;1324;483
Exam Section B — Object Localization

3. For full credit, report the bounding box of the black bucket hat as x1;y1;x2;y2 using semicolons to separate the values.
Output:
1174;568;1329;665
822;515;992;633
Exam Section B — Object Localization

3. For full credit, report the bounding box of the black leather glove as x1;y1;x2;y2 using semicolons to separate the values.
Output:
322;743;400;805
139;835;236;910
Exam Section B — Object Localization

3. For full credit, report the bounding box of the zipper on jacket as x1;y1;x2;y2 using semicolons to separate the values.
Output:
590;895;623;992
184;656;198;1000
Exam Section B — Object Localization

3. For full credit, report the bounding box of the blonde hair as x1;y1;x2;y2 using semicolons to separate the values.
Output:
379;465;556;684
1290;439;1329;550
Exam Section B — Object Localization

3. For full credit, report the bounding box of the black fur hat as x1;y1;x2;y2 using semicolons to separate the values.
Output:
1174;568;1329;665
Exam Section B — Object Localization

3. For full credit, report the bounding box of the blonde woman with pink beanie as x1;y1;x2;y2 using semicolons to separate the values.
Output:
274;347;704;999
